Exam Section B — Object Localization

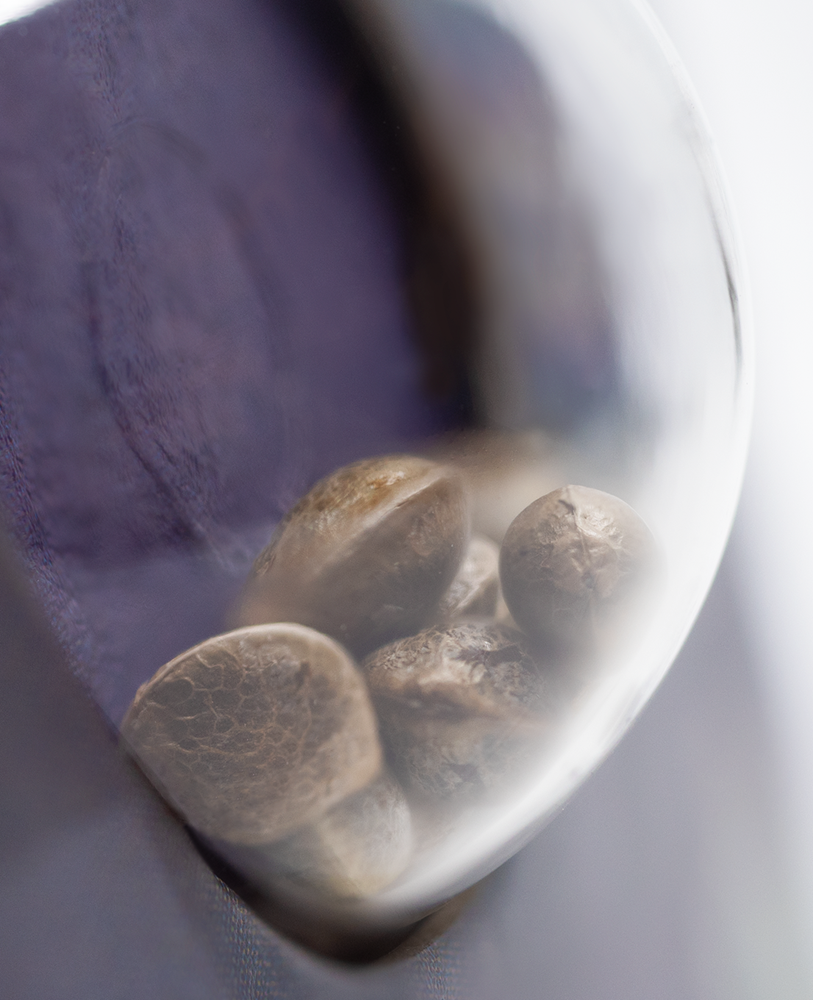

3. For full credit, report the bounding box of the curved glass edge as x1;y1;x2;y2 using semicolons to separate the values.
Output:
328;0;755;928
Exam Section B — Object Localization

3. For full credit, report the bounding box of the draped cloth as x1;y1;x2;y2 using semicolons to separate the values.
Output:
0;0;804;996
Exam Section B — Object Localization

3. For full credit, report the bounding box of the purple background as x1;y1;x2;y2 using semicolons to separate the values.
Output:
0;0;451;721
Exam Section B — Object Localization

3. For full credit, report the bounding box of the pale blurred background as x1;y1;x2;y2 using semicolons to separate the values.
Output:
644;0;813;978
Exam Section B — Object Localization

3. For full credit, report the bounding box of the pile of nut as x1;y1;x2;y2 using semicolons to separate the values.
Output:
121;455;656;900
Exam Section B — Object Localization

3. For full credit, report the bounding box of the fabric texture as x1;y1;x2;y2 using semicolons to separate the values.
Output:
0;0;450;724
0;0;804;996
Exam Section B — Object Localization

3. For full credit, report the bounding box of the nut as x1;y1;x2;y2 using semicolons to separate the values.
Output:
221;772;413;900
438;534;500;621
121;624;382;844
364;622;549;798
236;455;470;655
499;485;658;653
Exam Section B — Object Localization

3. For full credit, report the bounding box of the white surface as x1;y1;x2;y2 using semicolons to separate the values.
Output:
0;0;46;23
647;0;813;965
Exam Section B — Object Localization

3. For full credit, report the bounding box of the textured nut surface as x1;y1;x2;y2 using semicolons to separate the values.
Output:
237;455;470;656
243;772;413;899
438;534;500;621
364;622;548;797
499;485;658;652
121;624;382;844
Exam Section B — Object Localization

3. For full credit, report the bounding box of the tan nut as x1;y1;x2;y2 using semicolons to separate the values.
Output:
499;485;658;654
121;624;382;844
220;772;413;900
438;534;500;621
236;455;470;656
364;622;549;798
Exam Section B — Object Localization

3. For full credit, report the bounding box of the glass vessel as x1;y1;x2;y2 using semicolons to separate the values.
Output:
320;0;753;929
0;0;751;945
196;0;751;935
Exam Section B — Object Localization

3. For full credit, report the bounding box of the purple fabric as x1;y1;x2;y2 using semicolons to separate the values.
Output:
0;0;448;721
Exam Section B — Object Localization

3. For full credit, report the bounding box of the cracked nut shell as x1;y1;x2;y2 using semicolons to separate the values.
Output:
364;622;548;798
499;485;658;653
237;455;470;655
121;623;382;844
